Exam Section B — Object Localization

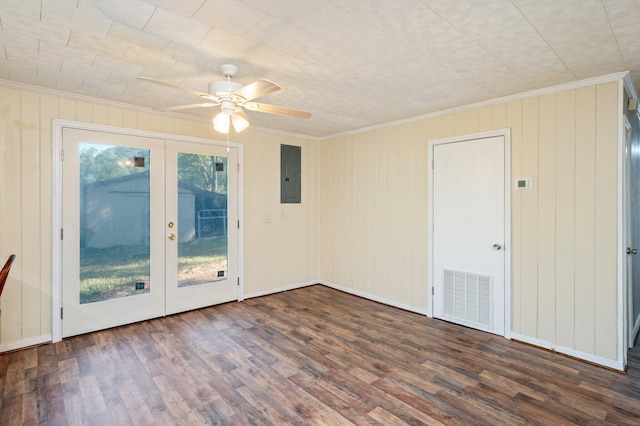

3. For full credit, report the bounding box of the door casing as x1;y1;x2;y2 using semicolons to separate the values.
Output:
427;128;511;339
52;120;244;343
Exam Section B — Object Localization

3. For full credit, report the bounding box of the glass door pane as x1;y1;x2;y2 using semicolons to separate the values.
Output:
79;144;151;303
177;153;228;287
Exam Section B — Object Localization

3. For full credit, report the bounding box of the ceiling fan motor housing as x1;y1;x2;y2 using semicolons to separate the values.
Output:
220;100;236;114
208;80;243;97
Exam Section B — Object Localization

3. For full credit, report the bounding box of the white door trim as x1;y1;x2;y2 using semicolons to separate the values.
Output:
52;119;244;343
427;128;511;339
620;77;633;367
624;114;633;349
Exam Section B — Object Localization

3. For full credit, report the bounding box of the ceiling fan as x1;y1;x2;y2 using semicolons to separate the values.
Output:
138;64;311;134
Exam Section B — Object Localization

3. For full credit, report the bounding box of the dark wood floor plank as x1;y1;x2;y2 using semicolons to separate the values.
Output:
229;349;343;424
288;370;378;426
434;386;528;426
4;285;640;424
0;394;22;426
2;352;25;399
578;380;640;416
604;405;640;425
60;380;88;425
371;376;474;425
117;377;156;425
366;406;410;425
478;369;547;401
42;382;66;426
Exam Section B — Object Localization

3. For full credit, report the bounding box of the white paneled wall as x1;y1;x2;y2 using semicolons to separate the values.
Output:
240;131;320;295
320;81;620;363
0;85;319;348
0;78;624;367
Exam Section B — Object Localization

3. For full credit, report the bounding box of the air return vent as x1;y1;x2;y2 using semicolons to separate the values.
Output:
443;269;493;329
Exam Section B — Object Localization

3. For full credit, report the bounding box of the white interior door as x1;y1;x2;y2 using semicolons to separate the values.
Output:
432;135;507;336
62;128;238;338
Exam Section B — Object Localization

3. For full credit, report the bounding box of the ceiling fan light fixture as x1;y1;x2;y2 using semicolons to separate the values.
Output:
213;100;238;134
213;111;231;134
231;113;250;133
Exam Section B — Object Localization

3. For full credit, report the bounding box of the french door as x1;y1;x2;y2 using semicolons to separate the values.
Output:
61;128;238;338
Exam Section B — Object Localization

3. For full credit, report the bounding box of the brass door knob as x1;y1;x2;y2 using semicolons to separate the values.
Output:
168;233;176;240
168;221;175;228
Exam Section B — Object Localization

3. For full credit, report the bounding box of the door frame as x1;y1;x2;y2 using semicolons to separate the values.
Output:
51;119;244;343
621;75;639;368
427;128;511;339
624;114;634;349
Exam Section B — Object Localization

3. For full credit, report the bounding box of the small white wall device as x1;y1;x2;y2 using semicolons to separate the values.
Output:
514;178;531;190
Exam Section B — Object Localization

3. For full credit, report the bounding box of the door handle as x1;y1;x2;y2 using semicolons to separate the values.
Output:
168;233;176;240
627;247;637;255
492;243;502;251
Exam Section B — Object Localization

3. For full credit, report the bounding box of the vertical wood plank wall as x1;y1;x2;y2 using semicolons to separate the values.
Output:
0;80;623;363
0;86;319;346
320;81;620;361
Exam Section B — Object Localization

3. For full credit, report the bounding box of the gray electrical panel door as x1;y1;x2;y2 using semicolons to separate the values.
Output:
281;144;301;203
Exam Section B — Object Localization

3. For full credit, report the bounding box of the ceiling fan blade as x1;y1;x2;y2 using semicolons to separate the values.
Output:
235;107;250;122
244;102;311;119
138;76;207;98
159;102;218;111
233;79;280;101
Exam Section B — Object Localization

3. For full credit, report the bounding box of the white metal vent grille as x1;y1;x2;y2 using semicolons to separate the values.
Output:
443;269;493;329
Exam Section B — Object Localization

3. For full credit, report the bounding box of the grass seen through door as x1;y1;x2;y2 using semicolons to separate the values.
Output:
80;238;227;304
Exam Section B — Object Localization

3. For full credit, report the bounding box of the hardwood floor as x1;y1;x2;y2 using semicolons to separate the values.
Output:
2;284;640;425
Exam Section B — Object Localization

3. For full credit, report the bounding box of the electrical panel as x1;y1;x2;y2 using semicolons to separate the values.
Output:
281;144;301;203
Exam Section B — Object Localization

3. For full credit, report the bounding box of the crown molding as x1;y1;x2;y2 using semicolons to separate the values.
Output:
321;71;630;141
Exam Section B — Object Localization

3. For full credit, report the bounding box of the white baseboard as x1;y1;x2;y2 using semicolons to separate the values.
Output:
318;280;430;316
510;332;624;372
0;334;52;353
244;280;318;300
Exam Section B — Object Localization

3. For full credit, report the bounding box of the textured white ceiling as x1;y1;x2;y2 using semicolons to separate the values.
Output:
0;0;638;138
